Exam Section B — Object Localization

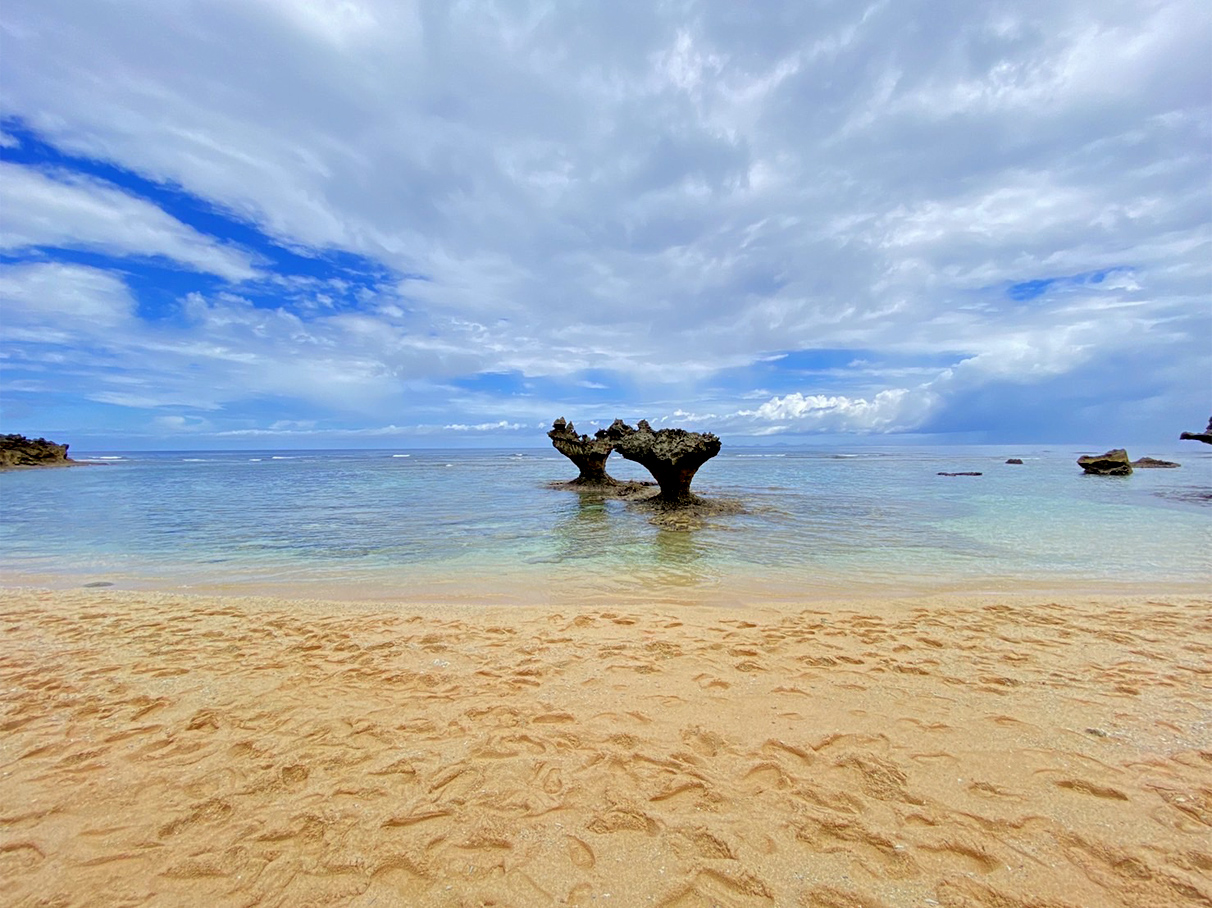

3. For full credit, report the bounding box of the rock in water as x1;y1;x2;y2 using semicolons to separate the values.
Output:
0;434;72;468
605;419;721;505
548;418;618;486
1179;416;1212;445
1005;458;1024;465
1077;449;1133;475
1131;457;1180;468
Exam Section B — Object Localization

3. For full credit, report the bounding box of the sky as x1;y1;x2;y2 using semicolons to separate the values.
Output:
1;0;1209;450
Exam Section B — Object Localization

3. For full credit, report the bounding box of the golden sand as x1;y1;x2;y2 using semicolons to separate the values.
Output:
0;588;1209;907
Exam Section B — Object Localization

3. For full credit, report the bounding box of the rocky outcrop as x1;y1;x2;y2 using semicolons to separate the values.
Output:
938;472;982;476
1077;449;1132;475
548;418;618;486
1005;458;1023;465
1131;457;1180;468
0;434;72;468
1180;416;1212;445
605;419;721;505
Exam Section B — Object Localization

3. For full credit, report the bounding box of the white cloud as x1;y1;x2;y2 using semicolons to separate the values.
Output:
0;262;136;329
0;162;259;280
736;388;938;434
444;420;528;432
152;414;213;432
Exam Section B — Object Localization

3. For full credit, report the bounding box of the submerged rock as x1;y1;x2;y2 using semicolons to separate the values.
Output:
1180;416;1212;445
548;418;618;487
1131;457;1180;469
1077;449;1132;475
938;471;982;476
0;434;72;468
605;419;721;506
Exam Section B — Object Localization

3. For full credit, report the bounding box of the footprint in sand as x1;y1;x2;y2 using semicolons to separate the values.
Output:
658;868;774;907
567;835;596;868
1054;778;1129;801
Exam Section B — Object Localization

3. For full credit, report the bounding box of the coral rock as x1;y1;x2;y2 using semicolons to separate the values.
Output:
604;420;721;505
1077;449;1133;475
1179;416;1212;445
0;434;72;468
548;418;618;486
1130;457;1180;468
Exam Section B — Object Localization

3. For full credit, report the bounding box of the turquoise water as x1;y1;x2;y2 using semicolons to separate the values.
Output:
1;445;1208;601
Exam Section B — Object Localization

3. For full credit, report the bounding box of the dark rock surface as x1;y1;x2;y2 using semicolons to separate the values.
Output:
1179;416;1212;445
1131;457;1180;469
0;434;73;468
547;418;618;486
1077;449;1133;475
938;472;983;476
1005;458;1024;465
605;419;721;505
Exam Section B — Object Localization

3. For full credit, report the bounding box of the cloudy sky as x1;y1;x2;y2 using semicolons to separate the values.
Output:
1;0;1208;449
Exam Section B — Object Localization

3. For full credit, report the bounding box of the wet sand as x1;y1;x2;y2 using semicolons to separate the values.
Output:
0;588;1209;907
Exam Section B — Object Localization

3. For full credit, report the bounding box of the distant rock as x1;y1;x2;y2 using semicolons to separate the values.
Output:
1179;416;1212;445
0;434;73;468
605;419;721;506
938;471;982;476
1131;457;1180;469
1077;449;1132;475
1005;458;1023;465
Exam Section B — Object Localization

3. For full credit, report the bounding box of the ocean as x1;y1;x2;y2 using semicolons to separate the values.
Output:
1;445;1208;604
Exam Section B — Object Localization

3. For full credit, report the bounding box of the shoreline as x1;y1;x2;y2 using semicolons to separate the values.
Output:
3;567;1210;609
1;587;1209;907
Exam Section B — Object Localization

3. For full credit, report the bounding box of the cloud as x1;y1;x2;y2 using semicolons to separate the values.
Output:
153;414;212;432
737;389;938;434
0;0;1207;443
0;261;136;331
0;162;259;280
443;420;528;432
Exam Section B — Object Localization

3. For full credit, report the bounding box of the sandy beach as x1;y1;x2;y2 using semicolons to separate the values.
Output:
1;588;1209;908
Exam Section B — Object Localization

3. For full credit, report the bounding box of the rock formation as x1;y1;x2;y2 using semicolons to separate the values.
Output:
0;434;72;468
1180;416;1212;445
548;418;618;486
1077;449;1132;475
1131;457;1180;469
938;472;982;476
1005;458;1024;465
605;419;721;505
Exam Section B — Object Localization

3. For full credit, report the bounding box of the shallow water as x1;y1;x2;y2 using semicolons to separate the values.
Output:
1;445;1208;601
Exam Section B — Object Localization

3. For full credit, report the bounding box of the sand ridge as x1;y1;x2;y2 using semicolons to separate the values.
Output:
0;589;1209;907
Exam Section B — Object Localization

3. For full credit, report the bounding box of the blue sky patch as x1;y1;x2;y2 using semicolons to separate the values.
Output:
1006;268;1131;302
